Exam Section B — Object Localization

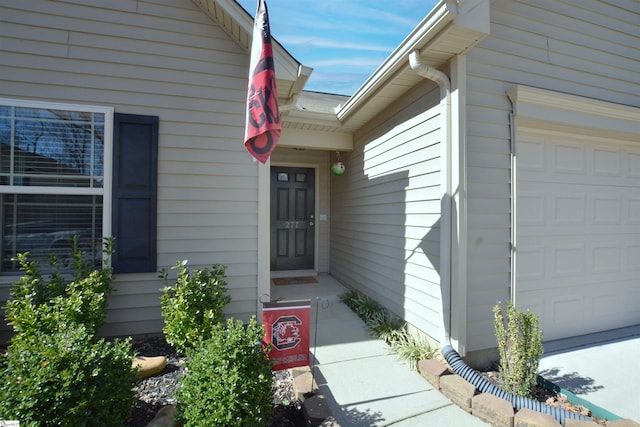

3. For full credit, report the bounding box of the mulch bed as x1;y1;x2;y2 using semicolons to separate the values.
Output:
125;335;305;427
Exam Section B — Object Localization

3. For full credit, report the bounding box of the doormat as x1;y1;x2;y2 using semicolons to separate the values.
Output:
272;276;318;286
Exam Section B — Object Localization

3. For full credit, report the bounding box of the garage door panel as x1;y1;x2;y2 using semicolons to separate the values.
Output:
516;133;640;341
518;280;636;341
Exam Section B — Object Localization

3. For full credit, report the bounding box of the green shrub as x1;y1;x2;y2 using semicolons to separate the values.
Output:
493;301;544;398
0;324;136;427
160;260;231;353
5;237;114;337
0;237;136;426
176;317;274;427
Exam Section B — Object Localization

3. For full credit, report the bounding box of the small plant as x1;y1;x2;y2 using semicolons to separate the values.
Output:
176;317;274;427
367;310;407;345
338;289;360;311
160;260;231;353
390;332;437;371
339;290;436;370
493;301;544;398
339;290;385;324
0;324;136;427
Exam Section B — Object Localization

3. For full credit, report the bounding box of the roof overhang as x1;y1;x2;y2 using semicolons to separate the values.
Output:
190;0;311;103
336;0;491;132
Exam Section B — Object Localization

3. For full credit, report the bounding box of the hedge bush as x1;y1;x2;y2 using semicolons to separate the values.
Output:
5;238;114;337
160;260;231;353
0;325;136;427
176;317;274;427
0;237;137;426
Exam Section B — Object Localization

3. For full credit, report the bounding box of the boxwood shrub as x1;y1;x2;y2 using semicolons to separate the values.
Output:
176;317;274;426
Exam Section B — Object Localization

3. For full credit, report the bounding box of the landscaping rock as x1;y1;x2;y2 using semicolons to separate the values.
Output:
303;394;334;427
146;405;177;427
514;408;561;427
472;393;514;427
291;366;318;400
564;418;598;426
440;374;476;412
133;356;168;379
418;358;450;390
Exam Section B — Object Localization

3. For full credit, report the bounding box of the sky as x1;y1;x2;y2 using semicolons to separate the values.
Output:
236;0;440;96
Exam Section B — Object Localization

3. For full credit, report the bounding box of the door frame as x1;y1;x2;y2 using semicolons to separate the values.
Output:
257;161;320;311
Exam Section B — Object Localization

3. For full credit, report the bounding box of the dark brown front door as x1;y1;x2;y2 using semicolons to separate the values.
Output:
270;167;315;271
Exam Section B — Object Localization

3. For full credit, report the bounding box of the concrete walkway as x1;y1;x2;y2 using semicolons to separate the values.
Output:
271;274;489;426
271;273;639;425
539;326;640;422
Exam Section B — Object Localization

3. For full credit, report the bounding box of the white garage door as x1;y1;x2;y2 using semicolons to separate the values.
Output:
516;132;640;341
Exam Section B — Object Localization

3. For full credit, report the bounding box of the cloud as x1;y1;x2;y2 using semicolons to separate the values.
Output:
236;0;438;95
277;35;394;53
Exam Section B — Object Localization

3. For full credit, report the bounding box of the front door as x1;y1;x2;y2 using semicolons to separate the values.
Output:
270;167;315;271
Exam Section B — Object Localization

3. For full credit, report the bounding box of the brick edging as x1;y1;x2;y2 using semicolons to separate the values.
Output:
417;359;640;427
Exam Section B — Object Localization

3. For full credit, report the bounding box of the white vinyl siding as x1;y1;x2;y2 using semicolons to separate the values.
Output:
330;80;445;337
0;0;256;340
464;0;640;352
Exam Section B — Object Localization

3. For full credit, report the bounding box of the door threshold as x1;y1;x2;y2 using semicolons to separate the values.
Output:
270;270;317;279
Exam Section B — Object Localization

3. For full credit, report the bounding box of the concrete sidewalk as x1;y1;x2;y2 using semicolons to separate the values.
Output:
306;294;489;426
539;326;640;423
272;274;639;426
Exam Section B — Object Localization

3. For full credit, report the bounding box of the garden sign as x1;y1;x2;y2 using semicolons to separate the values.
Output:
262;299;311;371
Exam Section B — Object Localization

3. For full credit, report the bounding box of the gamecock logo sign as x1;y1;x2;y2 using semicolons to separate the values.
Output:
262;300;310;371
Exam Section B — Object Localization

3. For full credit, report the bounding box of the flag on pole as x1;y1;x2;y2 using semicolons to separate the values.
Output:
244;0;281;164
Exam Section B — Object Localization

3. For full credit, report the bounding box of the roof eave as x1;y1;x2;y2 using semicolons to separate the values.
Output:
336;0;491;129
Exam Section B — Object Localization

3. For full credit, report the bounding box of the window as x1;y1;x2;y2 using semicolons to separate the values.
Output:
0;99;112;273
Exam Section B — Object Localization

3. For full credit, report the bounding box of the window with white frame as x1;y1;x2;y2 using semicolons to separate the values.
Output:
0;99;112;273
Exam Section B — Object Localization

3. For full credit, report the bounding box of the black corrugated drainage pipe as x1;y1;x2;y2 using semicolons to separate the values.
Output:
441;345;591;426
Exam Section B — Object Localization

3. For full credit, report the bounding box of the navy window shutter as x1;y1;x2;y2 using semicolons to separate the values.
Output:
112;113;158;273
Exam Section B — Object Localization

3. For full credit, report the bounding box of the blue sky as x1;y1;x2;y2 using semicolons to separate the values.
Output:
236;0;440;95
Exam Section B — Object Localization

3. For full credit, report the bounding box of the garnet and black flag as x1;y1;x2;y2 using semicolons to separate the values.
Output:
244;0;281;164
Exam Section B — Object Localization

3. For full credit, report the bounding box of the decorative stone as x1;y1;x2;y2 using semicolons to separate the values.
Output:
472;393;514;427
132;355;167;379
291;366;318;400
146;405;177;427
418;358;450;389
564;418;598;426
303;394;333;427
440;374;476;412
514;408;561;427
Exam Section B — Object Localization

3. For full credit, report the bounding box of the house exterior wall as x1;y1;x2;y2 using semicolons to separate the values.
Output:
0;0;259;340
464;0;640;353
271;147;331;273
330;80;446;338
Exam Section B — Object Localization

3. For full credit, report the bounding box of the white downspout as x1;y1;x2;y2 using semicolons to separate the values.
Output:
409;50;453;347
